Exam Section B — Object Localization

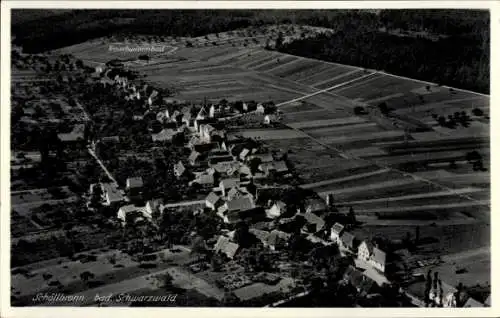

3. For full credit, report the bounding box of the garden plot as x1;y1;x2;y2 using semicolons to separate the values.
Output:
300;65;359;87
305;122;382;138
288;116;367;129
336;74;424;102
260;55;301;74
298;162;380;184
371;150;467;167
318;178;439;202
231;50;270;67
230;128;304;140
317;130;405;146
315;70;372;90
292;63;336;84
245;52;277;69
339;189;482;211
279;101;323;113
268;59;322;80
282;110;340;123
310;170;407;194
11;250;138;298
357;223;489;257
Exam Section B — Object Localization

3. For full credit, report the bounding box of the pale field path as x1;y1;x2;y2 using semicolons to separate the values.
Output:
336;200;489;214
310;68;363;88
300;168;391;189
335;187;484;205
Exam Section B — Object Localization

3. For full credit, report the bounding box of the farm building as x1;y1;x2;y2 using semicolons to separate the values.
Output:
205;192;223;211
358;240;374;262
330;222;345;245
101;183;124;207
126;177;143;190
300;212;325;233
214;235;240;259
117;205;147;226
369;247;386;273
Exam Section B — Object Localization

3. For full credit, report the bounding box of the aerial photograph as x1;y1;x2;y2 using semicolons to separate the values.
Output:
8;8;490;308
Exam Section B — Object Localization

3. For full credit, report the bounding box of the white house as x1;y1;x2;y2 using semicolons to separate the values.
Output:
357;240;374;262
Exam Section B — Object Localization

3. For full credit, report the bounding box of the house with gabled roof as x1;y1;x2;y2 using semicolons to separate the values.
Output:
227;187;247;201
101;183;124;206
301;212;326;234
247;153;273;164
145;199;164;219
330;222;345;245
205;192;223;211
126;177;143;190
369;247;386;273
219;178;241;197
358;240;374;262
197;106;208;120
214;235;240;259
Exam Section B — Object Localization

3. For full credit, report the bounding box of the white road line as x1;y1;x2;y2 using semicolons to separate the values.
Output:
276;72;378;107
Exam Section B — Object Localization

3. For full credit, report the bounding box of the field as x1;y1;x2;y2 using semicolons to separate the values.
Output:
55;28;490;284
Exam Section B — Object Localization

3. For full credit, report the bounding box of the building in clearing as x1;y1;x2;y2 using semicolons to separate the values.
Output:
219;178;241;197
358;240;374;262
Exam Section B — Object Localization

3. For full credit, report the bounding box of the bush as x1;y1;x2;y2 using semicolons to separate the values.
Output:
472;108;484;116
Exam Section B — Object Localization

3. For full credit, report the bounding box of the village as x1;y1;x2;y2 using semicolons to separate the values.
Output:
54;62;486;308
9;19;490;307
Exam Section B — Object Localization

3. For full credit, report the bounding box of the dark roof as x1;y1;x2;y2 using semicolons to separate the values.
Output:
341;231;356;250
371;247;386;266
227;196;255;212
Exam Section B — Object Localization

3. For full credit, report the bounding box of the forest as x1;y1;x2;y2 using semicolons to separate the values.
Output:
11;9;489;93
